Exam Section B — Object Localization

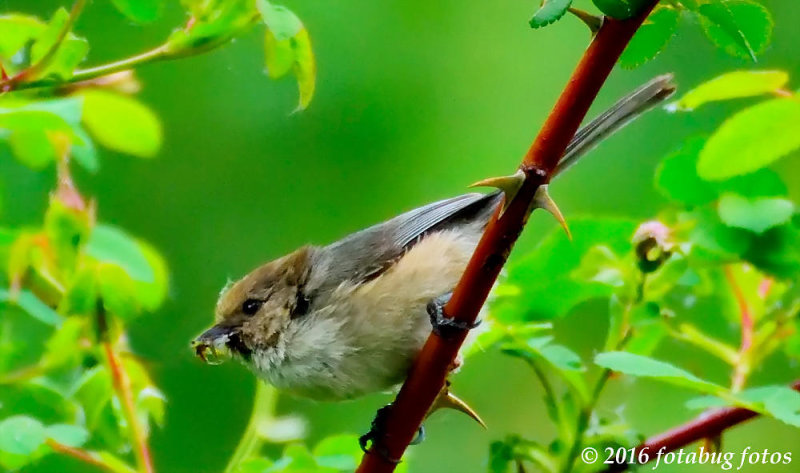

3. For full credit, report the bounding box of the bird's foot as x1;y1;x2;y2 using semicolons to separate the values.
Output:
359;403;424;463
427;292;481;339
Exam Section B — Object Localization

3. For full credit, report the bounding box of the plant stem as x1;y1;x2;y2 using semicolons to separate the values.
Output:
1;0;87;91
355;4;660;472
96;305;154;473
102;341;154;473
3;13;261;93
47;439;136;473
723;266;753;392
562;370;613;473
223;382;278;473
603;380;800;472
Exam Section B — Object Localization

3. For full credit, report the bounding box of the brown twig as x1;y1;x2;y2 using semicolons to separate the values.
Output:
603;380;800;472
355;4;660;472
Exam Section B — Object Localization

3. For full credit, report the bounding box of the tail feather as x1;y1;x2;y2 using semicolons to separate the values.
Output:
554;74;676;177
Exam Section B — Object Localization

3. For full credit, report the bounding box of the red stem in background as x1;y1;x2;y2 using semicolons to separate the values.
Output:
355;4;659;472
103;342;154;473
604;380;800;472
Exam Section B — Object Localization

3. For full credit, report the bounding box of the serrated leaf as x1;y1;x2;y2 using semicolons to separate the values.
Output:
595;351;725;394
718;194;794;234
45;424;88;447
698;98;800;181
110;0;162;23
0;416;46;456
80;90;162;158
696;0;772;61
592;0;652;20
529;0;572;29
669;70;789;111
619;6;679;68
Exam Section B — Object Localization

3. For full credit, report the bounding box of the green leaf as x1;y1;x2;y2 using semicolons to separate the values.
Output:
257;1;315;110
71;367;112;430
698;98;800;181
696;0;772;61
688;208;753;260
619;6;679;68
687;386;800;427
529;0;572;29
42;317;84;369
110;0;162;23
313;434;361;470
655;137;718;205
669;70;789;111
591;0;652;20
0;416;46;456
0;15;46;63
80;90;163;158
595;351;725;394
87;225;155;282
98;263;140;321
263;25;316;111
0;289;62;326
718;194;794;234
272;444;319;471
256;1;302;40
30;8;89;79
234;457;274;473
71;126;99;172
492;218;637;321
743;221;800;278
46;424;88;447
86;225;169;312
742;386;800;427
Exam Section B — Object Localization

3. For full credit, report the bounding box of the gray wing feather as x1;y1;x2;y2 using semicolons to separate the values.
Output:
307;192;501;295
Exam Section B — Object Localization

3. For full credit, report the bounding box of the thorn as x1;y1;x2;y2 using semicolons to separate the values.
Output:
534;185;571;240
430;387;486;429
567;8;603;35
470;169;526;216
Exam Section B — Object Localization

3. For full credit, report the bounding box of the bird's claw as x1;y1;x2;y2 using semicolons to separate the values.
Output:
427;293;480;339
360;403;425;464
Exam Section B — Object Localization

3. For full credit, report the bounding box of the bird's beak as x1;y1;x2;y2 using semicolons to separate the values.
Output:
192;324;237;365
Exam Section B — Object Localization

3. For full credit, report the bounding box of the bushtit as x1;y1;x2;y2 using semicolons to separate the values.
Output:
193;75;675;431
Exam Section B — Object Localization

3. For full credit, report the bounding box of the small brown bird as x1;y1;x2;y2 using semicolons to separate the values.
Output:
193;75;675;438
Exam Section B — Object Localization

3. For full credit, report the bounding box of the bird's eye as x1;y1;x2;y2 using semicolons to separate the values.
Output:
242;298;263;315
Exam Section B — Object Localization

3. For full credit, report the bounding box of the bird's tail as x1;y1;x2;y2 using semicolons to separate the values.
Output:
554;74;676;177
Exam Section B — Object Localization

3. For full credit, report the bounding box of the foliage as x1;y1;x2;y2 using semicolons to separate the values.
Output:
483;68;800;472
0;0;317;472
1;1;797;473
530;0;774;67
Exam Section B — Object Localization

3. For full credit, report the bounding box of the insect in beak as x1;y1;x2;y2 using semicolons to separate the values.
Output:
192;324;243;365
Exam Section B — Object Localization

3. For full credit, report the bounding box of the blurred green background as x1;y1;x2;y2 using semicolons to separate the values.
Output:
3;0;800;472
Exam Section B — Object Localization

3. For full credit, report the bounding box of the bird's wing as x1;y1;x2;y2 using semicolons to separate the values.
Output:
308;192;501;293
